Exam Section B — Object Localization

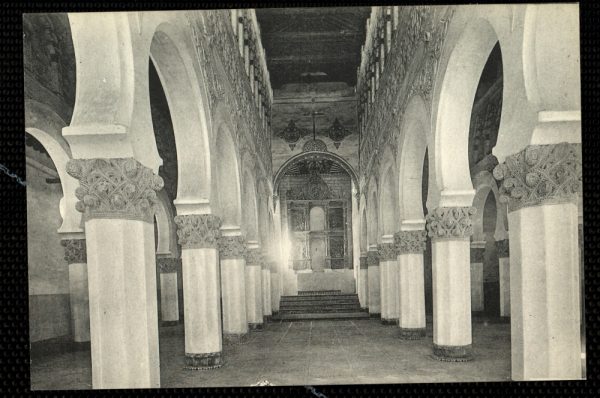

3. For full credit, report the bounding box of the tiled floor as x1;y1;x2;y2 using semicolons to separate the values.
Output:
30;318;511;390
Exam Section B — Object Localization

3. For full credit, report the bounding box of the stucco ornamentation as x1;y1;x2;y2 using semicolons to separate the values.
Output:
303;139;328;153
66;158;164;223
495;239;509;258
218;235;247;259
367;250;380;267
61;239;86;264
470;247;485;263
157;257;179;273
426;207;476;239
378;243;396;261
493;143;582;212
359;255;368;269
244;247;263;266
174;214;222;249
394;230;427;254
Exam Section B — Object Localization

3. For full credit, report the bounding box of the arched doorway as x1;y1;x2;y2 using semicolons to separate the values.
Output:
275;147;358;293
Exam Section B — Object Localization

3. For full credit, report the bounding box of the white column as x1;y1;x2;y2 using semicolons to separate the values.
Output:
67;158;163;388
157;257;180;325
367;248;380;316
426;207;476;361
245;242;264;330
61;238;90;344
271;268;280;314
395;228;427;339
496;239;510;318
470;242;485;313
262;259;272;321
494;143;582;380
175;214;223;370
218;231;248;344
378;240;397;325
359;254;369;309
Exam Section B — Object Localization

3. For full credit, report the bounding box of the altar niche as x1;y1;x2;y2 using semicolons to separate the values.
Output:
279;163;354;276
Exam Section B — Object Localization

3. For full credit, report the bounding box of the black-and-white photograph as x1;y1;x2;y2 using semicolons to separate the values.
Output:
24;4;584;390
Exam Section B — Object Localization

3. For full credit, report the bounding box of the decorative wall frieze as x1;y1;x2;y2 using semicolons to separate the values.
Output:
186;10;273;179
394;230;427;254
367;250;380;267
174;214;222;249
61;239;86;264
493;143;582;212
378;243;397;261
426;206;476;240
358;7;454;183
157;257;179;273
495;239;509;258
470;247;485;263
218;235;247;259
66;158;164;223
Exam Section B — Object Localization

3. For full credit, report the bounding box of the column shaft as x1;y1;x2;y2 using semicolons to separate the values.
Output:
157;258;179;325
496;240;510;318
67;157;164;388
395;230;427;339
262;268;272;320
367;250;380;315
219;234;248;343
494;143;583;380
427;207;476;361
359;255;368;309
470;245;485;313
62;238;90;344
245;265;264;329
175;213;223;369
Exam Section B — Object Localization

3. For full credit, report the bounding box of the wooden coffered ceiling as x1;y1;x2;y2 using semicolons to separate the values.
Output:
255;7;371;89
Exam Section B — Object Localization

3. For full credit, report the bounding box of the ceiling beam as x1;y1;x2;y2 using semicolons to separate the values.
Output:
262;31;363;42
268;54;358;64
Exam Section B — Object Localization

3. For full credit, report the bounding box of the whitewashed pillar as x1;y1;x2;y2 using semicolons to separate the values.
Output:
494;143;582;380
218;233;248;344
174;214;223;370
157;257;180;326
495;239;510;318
395;229;427;339
244;242;264;330
359;254;369;309
426;206;476;361
470;241;486;313
61;237;90;345
67;158;163;388
367;248;380;316
378;241;397;325
262;256;272;322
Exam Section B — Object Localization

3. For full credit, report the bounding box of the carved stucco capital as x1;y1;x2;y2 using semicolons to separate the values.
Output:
218;235;247;259
394;230;427;254
157;257;179;273
359;255;368;270
495;239;510;258
367;250;380;267
66;158;164;223
470;247;486;263
61;239;86;264
426;207;476;240
174;214;222;249
378;243;396;261
493;143;582;212
244;247;263;266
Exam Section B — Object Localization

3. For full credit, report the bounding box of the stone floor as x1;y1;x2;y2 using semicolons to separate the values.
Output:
30;318;511;390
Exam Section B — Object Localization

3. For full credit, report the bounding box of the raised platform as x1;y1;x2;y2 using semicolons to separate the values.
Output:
275;292;368;320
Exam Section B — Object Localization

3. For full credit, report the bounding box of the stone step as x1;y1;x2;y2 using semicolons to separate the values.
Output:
280;299;359;306
298;290;342;296
279;306;362;312
274;312;370;321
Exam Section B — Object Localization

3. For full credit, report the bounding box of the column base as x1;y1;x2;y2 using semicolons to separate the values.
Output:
381;318;398;326
223;332;250;345
432;344;473;362
369;313;381;318
72;341;91;351
399;327;426;340
185;352;224;370
161;320;180;327
264;315;272;323
249;322;264;331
